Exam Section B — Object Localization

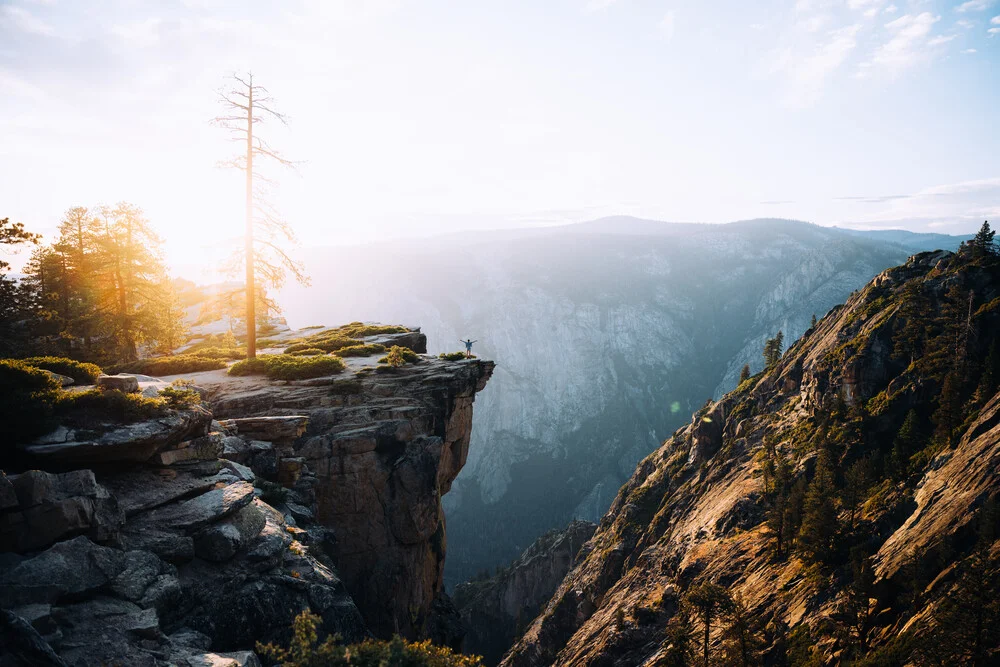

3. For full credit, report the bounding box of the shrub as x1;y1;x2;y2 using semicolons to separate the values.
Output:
229;354;346;380
21;356;103;384
57;389;169;424
288;347;327;356
0;359;62;444
334;343;386;357
379;345;420;367
336;322;408;338
438;351;474;361
284;335;361;354
258;611;484;667
257;480;288;506
189;346;245;360
157;385;202;408
107;355;226;376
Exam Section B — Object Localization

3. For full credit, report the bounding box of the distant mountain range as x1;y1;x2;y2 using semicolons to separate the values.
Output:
277;217;969;585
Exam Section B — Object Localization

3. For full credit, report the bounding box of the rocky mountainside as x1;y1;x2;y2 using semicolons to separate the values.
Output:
501;246;1000;666
453;520;596;666
0;329;493;665
280;218;966;584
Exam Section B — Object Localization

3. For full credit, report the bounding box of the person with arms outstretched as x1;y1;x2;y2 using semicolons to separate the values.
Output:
460;338;477;358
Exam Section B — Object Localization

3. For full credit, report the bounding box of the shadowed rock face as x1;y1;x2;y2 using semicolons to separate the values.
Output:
208;343;494;644
453;520;597;665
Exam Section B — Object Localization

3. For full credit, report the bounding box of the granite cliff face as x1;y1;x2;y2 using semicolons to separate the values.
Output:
502;250;1000;666
279;219;962;584
453;520;596;666
0;328;493;665
205;331;494;645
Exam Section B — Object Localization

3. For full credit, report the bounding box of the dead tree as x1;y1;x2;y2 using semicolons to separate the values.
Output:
214;72;307;359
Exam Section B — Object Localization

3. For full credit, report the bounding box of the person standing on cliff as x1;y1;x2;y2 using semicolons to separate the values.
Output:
461;338;477;358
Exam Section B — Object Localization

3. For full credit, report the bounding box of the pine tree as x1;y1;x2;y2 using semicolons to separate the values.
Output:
836;548;877;656
763;331;784;368
970;221;997;259
721;593;763;667
797;449;838;562
975;339;999;402
891;409;923;480
687;583;731;667
661;603;698;667
739;364;751;384
811;313;817;328
932;372;964;448
841;457;872;532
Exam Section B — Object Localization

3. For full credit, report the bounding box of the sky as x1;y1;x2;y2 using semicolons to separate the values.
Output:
1;0;998;280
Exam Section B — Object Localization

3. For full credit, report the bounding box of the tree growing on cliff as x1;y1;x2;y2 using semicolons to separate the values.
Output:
797;449;838;562
660;603;698;667
687;582;731;667
970;221;997;259
739;364;751;384
763;331;784;368
214;72;308;360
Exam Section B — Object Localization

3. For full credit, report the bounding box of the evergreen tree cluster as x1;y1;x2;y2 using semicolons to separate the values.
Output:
0;205;186;364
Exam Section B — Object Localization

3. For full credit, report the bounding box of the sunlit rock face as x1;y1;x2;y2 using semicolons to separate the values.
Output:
207;343;494;645
280;218;961;583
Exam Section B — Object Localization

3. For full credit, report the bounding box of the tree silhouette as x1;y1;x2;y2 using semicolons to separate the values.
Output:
214;72;308;359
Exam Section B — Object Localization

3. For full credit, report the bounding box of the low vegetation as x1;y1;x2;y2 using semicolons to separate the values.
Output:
438;351;474;361
188;346;245;360
107;354;226;376
379;345;420;367
287;347;327;356
284;336;361;354
21;356;102;384
2;359;204;444
333;343;386;357
258;611;484;667
228;354;345;380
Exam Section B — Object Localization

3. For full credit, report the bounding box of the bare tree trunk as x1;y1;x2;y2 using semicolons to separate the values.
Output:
245;77;256;359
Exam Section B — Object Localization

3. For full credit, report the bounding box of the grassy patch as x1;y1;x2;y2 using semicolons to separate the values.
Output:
1;359;62;443
284;335;361;354
188;346;245;360
334;343;386;357
287;347;327;356
107;355;226;376
58;389;170;424
21;356;103;384
335;322;409;337
228;354;346;380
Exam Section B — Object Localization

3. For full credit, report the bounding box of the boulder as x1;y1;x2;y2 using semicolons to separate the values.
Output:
130;481;255;534
184;652;261;667
39;370;74;387
97;374;140;393
121;529;195;563
0;536;127;607
110;550;165;601
153;433;225;466
192;503;266;562
0;470;124;553
0;609;66;667
0;473;17;510
52;597;162;666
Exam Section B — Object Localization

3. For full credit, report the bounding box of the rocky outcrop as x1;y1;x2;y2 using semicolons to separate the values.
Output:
206;339;494;646
453;520;596;665
0;405;366;666
502;251;1000;666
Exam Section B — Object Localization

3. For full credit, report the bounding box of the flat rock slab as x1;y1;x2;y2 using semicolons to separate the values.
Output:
101;463;232;517
184;652;262;667
132;481;255;534
227;416;308;441
21;407;213;464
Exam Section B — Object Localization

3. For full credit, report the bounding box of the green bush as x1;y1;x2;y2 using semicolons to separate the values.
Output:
288;347;327;356
336;322;408;337
258;611;484;667
107;355;226;376
157;385;202;408
438;351;474;361
284;335;362;354
57;389;169;424
21;356;103;384
334;343;386;357
379;345;420;367
228;354;346;380
0;359;62;444
189;346;245;360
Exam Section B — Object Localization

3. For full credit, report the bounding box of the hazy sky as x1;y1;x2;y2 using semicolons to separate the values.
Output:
1;0;998;279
